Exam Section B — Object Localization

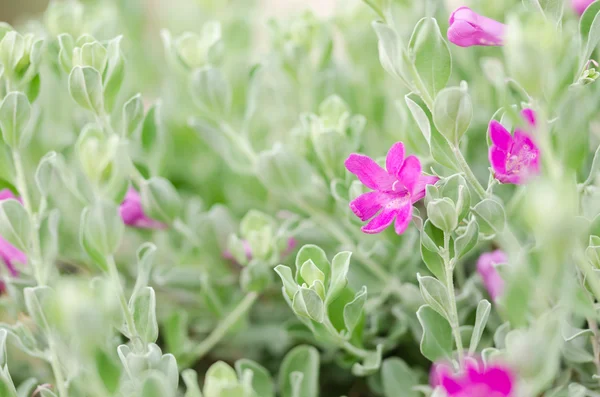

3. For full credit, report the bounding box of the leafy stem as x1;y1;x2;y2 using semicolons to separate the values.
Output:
323;316;370;359
442;232;464;366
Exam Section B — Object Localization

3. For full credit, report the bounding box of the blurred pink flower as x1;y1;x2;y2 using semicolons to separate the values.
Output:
573;0;596;15
448;7;506;47
0;189;26;279
439;361;514;397
120;188;167;229
477;250;507;301
345;142;438;235
488;109;540;184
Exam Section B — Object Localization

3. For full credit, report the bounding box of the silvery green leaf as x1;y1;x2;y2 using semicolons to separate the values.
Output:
420;244;445;281
0;91;32;149
408;17;451;99
275;265;298;301
427;198;458;233
16;378;38;397
352;344;383;376
228;234;249;266
300;260;325;287
421;220;444;253
417;274;450;320
405;94;431;143
240;210;273;237
122;94;144;138
130;286;158;344
469;299;491;354
68;66;104;114
472;198;506;235
343;286;367;335
103;36;125;113
433;85;472;145
560;320;594;342
326;251;351;304
279;345;319;397
439;174;471;221
182;369;203;397
581;3;600;67
292;287;324;323
454;218;479;259
141;177;182;224
0;375;18;397
295;244;330;284
0;31;25;73
35;151;59;197
240;261;272;293
24;286;54;331
235;359;275;397
0;330;6;365
78;41;108;74
0;198;30;252
57;33;74;73
372;22;409;85
204;361;239;397
381;358;419;397
79;201;124;270
44;1;83;36
141;372;175;397
191;66;231;117
416;305;453;362
94;349;121;394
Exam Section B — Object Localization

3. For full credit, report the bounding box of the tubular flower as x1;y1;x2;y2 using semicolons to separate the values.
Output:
448;7;506;47
345;142;438;235
476;250;507;301
119;187;167;229
572;0;596;15
488;109;540;184
439;361;515;397
0;189;26;278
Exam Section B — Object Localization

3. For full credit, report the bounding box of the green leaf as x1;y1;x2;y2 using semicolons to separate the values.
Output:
343;286;367;335
141;103;159;155
274;265;298;301
405;94;431;142
0;198;30;252
581;3;600;66
433;85;472;145
372;21;408;83
140;177;182;224
24;286;53;331
0;91;31;149
454;218;479;259
78;41;108;73
279;345;319;397
417;274;450;320
94;349;121;393
292;287;324;323
204;361;239;397
79;201;124;269
122;94;144;138
381;358;419;397
191;66;231;117
472;198;506;235
300;260;325;287
352;344;383;376
469;299;491;354
103;36;125;113
130;287;158;344
141;372;174;397
0;31;25;73
420;244;445;281
326;251;351;304
68;66;104;114
416;304;453;362
295;244;330;284
182;369;203;397
235;359;274;397
408;17;452;98
427;198;458;233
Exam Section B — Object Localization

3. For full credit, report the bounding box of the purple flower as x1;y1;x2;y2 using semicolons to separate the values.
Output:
439;361;515;397
345;142;438;235
0;189;26;278
477;250;507;301
573;0;596;15
448;7;506;47
488;109;540;185
119;188;167;229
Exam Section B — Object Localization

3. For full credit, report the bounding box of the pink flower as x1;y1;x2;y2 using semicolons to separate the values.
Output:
0;189;26;278
119;188;167;229
439;361;515;397
448;7;506;47
477;250;507;301
345;142;438;235
572;0;596;15
488;109;540;185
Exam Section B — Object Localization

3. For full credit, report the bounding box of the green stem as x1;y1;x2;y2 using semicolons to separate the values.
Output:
191;292;258;360
323;317;370;359
106;255;140;350
442;232;464;366
451;145;487;200
410;64;434;111
12;150;68;396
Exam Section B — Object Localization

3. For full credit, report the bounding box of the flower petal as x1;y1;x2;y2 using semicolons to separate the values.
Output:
412;175;440;203
394;204;413;235
0;235;25;276
520;108;536;127
385;142;405;176
361;207;397;234
481;366;514;395
489;146;507;175
489;120;512;151
345;154;395;191
349;191;385;221
397;155;422;194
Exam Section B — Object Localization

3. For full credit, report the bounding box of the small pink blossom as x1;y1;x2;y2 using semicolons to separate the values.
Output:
488;109;540;185
439;361;515;397
0;189;26;279
572;0;596;15
477;250;507;301
345;142;438;235
448;7;506;47
120;188;167;229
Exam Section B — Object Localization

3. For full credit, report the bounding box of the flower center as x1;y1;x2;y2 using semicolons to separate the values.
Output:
505;144;537;175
